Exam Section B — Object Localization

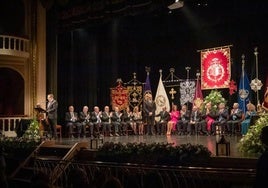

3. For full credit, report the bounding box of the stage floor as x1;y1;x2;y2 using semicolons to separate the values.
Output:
55;134;258;159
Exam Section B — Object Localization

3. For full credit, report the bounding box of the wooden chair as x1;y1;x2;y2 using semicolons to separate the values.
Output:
56;125;62;138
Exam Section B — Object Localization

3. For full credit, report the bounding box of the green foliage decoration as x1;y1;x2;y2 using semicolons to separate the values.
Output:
22;118;41;140
96;142;212;166
238;114;268;155
201;90;226;112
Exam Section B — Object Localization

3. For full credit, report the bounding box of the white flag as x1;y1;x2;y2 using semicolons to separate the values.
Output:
154;70;170;121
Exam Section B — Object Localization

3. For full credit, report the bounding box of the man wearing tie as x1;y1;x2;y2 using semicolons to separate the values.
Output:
46;93;58;139
227;102;243;135
65;105;82;138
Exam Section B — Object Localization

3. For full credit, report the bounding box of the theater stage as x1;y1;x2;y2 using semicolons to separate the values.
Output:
54;134;258;159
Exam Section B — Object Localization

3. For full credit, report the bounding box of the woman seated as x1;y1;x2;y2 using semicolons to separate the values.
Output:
166;104;180;135
132;106;143;135
241;103;257;135
205;102;217;135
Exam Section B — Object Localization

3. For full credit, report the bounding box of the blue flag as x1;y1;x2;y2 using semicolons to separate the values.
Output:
144;71;152;96
238;63;250;114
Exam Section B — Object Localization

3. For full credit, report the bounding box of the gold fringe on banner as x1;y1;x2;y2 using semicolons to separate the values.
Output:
197;44;233;53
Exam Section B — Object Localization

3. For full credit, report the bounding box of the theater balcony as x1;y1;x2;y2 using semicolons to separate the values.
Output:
0;35;29;59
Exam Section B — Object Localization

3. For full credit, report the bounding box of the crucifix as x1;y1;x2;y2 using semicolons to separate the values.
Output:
169;88;177;99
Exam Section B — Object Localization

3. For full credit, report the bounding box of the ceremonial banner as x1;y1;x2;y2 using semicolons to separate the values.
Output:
238;63;250;114
126;85;143;110
110;82;129;111
193;77;203;108
165;84;180;106
155;70;170;121
163;68;180;106
179;80;195;106
201;47;231;89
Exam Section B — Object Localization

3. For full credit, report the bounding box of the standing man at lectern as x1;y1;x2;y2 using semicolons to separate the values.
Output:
46;94;58;139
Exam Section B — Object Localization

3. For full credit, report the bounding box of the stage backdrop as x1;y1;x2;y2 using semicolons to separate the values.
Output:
200;46;231;90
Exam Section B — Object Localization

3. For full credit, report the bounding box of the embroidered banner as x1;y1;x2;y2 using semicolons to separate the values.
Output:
163;68;180;106
179;80;196;106
126;85;143;110
201;47;231;89
110;82;129;111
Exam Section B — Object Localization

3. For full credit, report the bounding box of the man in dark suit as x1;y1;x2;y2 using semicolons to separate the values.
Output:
79;105;93;138
90;106;102;138
211;102;229;135
110;106;122;136
46;93;58;139
177;104;191;135
155;106;170;135
143;93;156;135
101;106;113;137
188;105;202;135
65;105;82;138
227;102;243;135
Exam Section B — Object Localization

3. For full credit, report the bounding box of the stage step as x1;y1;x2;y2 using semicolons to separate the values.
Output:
9;141;89;187
37;145;73;158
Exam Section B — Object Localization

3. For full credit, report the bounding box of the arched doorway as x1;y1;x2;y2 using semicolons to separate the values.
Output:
0;68;24;115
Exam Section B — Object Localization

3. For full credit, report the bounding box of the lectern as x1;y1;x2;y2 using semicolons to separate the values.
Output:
34;105;47;137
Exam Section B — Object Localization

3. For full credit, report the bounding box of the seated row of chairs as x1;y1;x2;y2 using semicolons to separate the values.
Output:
57;102;259;138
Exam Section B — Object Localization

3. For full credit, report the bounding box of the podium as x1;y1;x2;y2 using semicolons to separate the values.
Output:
34;105;47;137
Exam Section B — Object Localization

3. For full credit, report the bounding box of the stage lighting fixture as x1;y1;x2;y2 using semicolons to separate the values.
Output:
168;0;184;10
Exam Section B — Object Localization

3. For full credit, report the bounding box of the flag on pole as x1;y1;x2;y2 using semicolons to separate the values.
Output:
238;61;250;114
193;74;203;109
155;70;170;121
142;67;152;113
262;72;268;111
144;67;152;96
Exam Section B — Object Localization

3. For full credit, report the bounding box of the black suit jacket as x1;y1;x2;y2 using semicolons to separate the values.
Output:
155;110;170;123
46;100;58;119
65;112;79;122
143;100;156;116
79;111;91;123
190;110;202;122
216;109;229;122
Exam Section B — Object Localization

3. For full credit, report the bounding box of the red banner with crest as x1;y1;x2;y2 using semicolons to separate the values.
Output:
201;47;231;90
110;82;129;111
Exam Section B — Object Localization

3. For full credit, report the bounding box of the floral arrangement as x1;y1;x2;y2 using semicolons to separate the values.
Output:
0;136;41;158
238;114;268;155
22;118;41;140
96;142;212;166
0;119;42;158
201;90;226;112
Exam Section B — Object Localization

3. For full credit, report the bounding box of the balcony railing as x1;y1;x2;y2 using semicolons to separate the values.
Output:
0;35;30;58
33;159;256;188
0;116;29;137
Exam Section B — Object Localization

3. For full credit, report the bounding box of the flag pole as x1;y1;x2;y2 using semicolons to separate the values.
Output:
254;47;260;106
241;54;246;112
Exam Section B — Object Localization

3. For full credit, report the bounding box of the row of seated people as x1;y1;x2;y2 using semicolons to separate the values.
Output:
156;101;257;136
65;105;144;138
64;101;258;138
